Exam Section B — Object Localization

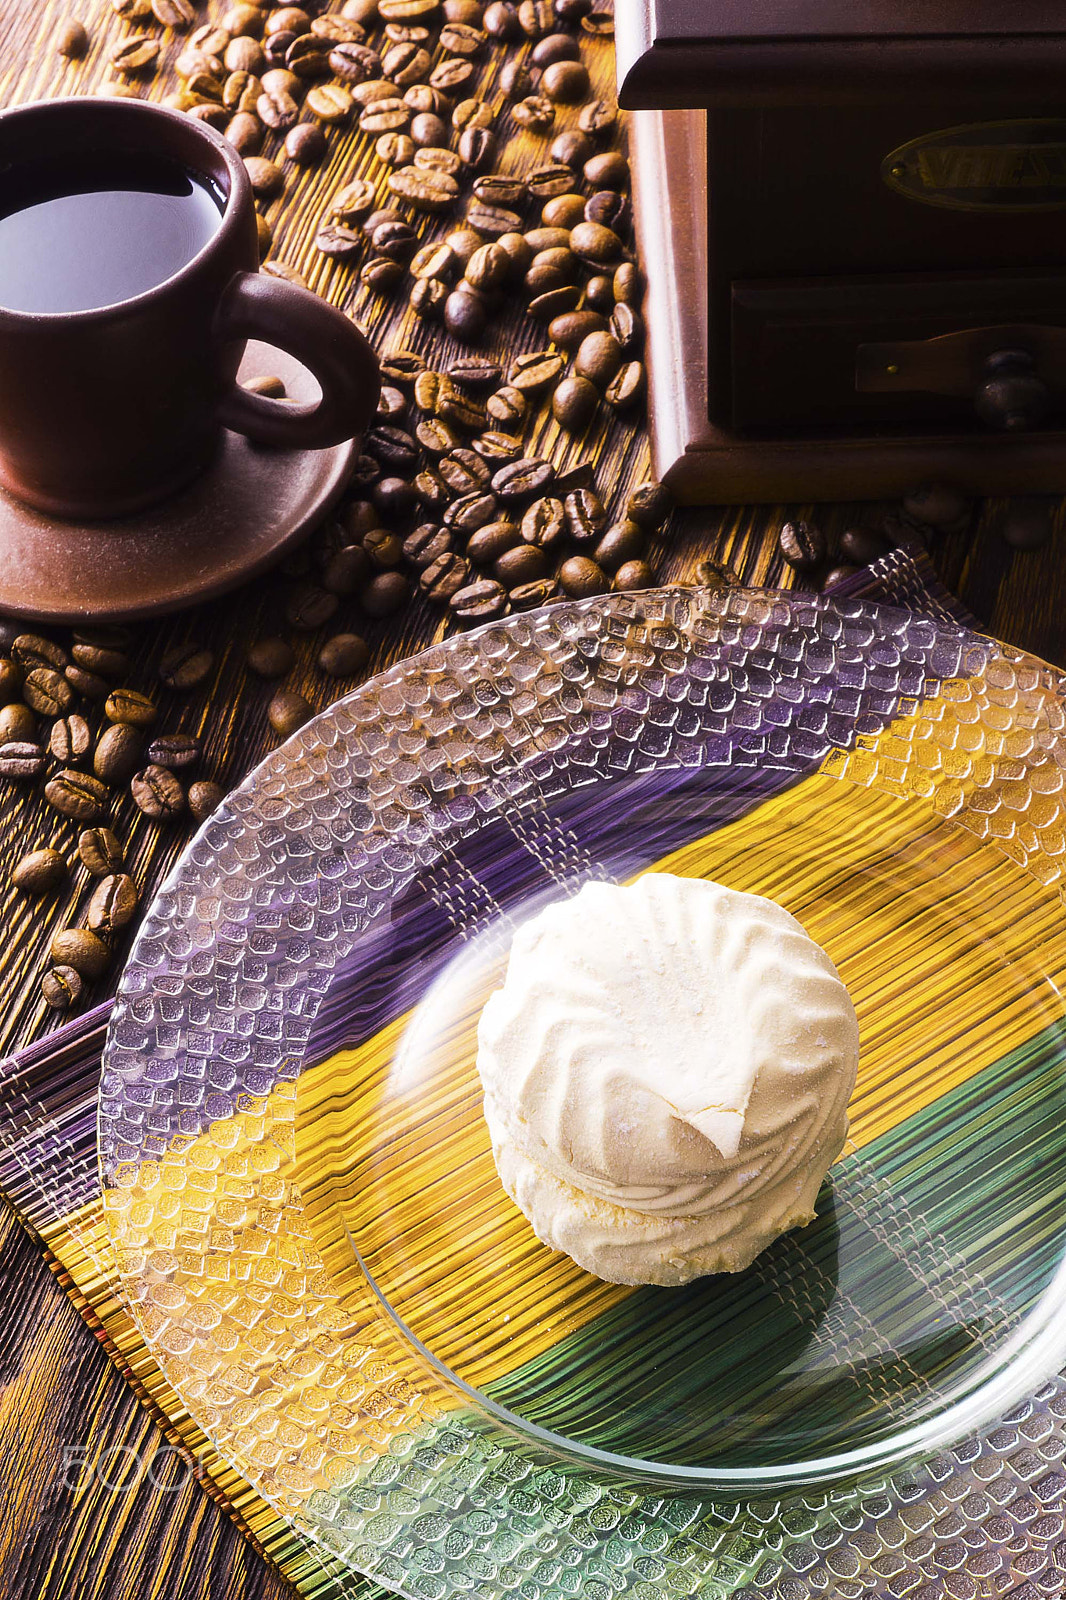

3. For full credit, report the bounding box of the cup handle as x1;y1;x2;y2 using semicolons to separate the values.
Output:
213;271;380;449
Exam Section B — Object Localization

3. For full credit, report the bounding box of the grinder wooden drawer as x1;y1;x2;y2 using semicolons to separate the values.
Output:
730;271;1066;430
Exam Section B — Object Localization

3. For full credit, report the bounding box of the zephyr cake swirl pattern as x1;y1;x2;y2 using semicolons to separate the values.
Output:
98;588;1066;1599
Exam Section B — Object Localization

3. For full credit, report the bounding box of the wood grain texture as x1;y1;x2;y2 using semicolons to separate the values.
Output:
0;0;1062;1597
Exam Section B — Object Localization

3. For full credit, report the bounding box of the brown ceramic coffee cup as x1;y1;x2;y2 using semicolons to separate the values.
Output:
0;97;380;519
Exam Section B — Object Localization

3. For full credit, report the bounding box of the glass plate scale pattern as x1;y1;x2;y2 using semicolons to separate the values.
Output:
99;587;1066;1599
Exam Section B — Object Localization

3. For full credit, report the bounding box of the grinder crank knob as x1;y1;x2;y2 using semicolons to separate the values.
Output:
974;349;1050;432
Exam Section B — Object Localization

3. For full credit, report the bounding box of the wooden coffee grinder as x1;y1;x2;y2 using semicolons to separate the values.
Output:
618;3;1066;502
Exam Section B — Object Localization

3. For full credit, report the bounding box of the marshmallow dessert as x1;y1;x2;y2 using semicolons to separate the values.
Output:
476;873;859;1287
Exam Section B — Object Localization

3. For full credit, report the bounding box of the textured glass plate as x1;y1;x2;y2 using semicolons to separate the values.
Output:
99;589;1066;1586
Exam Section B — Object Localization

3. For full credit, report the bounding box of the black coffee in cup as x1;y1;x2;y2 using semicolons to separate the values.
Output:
0;150;225;314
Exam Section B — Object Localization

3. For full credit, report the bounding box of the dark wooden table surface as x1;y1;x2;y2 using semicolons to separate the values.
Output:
0;2;1064;1597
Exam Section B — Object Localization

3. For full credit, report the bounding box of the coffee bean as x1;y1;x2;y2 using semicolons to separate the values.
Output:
552;374;598;431
495;544;548;587
441;450;490;493
225;112;263;154
362;571;411;617
509;577;557;611
542;58;589;102
450;578;508;622
533;31;580;65
383;39;431;82
57;17;90;56
283;120;326;164
225;34;265;72
45;769;109;821
0;741;45;779
540;191;585;228
519;0;555;35
613;559;656;592
430;56;475;92
12;848;66;895
548;309;606;348
821;564;861;590
496;232;533;276
78;827;123;876
367;424;419;469
525;247;578;295
445;288;488;343
70;643;127;679
513;95;555;133
12;633;66;672
268;6;310;32
400;525;448;570
613;261;641;306
583;273;614;313
578;96;616;135
595;519;644;571
105;688;157;727
458;126;495;169
258;86;299;128
585;190;630;232
444;491;499;533
472;176;527;212
0;658;21;705
509;351;565;394
526;287;580;325
158;642;215;689
486;386;527;428
574;330;623;388
316;632;370;677
49;714;91;766
438;387;488;433
626;480;671;531
840;525;892;564
373;476;417;517
246;372;288;400
330;40;381;80
285;583;339;631
465;242;510;292
146;733;201;770
551;129;594;169
563;488;606;543
605;361;645;408
315;222;363;259
493;458;555;501
364;529;404;568
421;552;472;602
610;302;643;354
581;148;627;189
246;636;295;677
485;1;520;38
449;360;503;393
87;873;139;935
521;496;565;549
24;667;74;717
999;498;1054;551
901;482;971;533
524;225;571;253
778;520;826;572
473;432;522;463
110;34;161;73
560;555;609;598
312;14;367;42
411;115;450;149
131;764;186;820
42;966;82;1010
51;927;110;980
441;19;486;53
188;780;225;824
466;521;521;563
0;704;33;743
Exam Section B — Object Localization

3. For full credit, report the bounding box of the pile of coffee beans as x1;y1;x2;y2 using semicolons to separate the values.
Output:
0;622;227;1009
25;0;679;1020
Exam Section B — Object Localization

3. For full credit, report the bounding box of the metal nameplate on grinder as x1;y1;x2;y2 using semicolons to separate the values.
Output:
884;121;1066;212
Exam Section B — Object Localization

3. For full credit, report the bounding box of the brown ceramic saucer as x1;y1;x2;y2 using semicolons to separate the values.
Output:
0;340;358;624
